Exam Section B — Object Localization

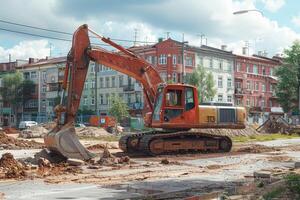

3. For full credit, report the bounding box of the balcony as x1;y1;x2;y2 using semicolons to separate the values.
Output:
123;84;134;92
234;88;244;96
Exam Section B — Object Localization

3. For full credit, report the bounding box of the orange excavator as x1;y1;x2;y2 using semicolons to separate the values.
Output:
44;24;246;160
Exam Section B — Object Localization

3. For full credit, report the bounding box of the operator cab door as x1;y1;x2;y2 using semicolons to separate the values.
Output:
162;86;197;128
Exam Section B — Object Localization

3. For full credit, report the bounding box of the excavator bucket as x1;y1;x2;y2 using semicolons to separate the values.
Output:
44;123;95;160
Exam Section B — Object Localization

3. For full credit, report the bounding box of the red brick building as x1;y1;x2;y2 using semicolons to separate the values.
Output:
129;38;196;83
234;54;282;122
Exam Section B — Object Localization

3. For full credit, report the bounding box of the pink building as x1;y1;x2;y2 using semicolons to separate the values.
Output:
234;54;282;121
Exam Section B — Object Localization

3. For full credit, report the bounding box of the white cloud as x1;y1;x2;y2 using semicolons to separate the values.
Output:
0;40;50;61
261;0;285;12
292;14;300;27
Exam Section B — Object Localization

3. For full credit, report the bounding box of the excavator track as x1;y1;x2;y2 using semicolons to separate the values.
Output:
119;130;232;156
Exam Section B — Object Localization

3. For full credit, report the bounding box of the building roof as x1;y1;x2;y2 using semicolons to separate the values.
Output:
235;53;280;65
16;56;67;69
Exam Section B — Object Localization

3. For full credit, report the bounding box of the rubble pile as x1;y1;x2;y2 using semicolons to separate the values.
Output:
0;131;44;149
19;125;48;138
97;146;130;166
87;143;118;150
0;153;26;179
76;127;111;137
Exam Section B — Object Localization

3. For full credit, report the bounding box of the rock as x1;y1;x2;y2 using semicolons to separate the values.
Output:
161;158;170;165
295;161;300;168
38;158;51;168
67;159;85;166
254;171;271;179
118;156;130;163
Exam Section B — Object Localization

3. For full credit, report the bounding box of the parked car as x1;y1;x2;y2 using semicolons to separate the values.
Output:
18;121;38;130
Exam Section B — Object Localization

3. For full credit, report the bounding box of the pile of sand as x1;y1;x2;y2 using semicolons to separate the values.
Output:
76;127;110;137
0;153;26;179
0;131;44;149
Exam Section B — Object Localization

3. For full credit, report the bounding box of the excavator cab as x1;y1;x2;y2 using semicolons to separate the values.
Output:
151;84;198;129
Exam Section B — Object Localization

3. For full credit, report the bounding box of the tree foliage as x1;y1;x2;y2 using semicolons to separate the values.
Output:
275;41;300;112
186;65;217;103
0;72;35;107
108;95;129;123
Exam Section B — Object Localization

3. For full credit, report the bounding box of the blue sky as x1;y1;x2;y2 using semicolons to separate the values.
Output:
0;0;299;62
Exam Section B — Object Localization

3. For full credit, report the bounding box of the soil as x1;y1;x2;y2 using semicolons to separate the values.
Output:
76;127;111;137
97;147;131;166
235;144;279;153
0;131;44;149
0;153;26;179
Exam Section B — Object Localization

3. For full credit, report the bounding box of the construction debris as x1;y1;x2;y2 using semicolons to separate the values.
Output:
87;143;118;150
97;146;130;166
236;144;278;153
0;131;44;149
0;153;26;179
76;127;111;137
19;125;48;138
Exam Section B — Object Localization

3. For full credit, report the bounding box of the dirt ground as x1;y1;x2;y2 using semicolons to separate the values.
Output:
1;130;300;199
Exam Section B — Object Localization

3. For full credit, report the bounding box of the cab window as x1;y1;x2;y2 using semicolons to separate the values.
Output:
185;87;195;111
165;90;182;107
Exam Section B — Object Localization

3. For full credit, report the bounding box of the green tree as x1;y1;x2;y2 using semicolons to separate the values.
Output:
0;72;35;119
186;65;217;103
275;41;300;112
108;95;129;123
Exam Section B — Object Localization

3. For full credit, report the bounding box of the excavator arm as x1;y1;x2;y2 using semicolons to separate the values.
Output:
44;24;162;160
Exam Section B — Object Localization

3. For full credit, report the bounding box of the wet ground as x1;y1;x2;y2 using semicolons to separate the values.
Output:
1;138;300;199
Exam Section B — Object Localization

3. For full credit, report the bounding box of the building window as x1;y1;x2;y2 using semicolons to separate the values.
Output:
246;81;251;90
119;75;123;87
219;60;223;70
209;58;213;68
227;78;232;88
236;62;241;72
237;98;241;105
255;82;259;91
218;76;223;88
30;71;37;79
270;84;273;92
262;83;266;92
84;97;88;105
270;68;274;76
218;94;223;102
91;97;95;105
269;100;272;107
84;82;88;89
246;98;250;106
261;99;265;107
227;95;232;103
105;77;110;88
253;65;258;74
199;57;203;66
100;94;104;105
262;66;266;75
246;64;250;73
172;73;177;83
159;54;167;65
185;56;193;66
100;78;103;88
105;94;109;104
111;76;116;88
42;71;47;80
91;80;95;89
42;85;47;93
172;55;177;65
90;65;95;73
146;56;152;64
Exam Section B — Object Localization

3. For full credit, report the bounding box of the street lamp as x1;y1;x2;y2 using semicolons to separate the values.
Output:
233;9;263;16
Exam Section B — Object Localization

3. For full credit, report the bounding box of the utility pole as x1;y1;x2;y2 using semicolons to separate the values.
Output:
49;43;52;57
165;32;170;39
181;33;188;83
8;54;11;62
38;66;41;123
95;63;98;115
197;34;205;46
133;29;138;46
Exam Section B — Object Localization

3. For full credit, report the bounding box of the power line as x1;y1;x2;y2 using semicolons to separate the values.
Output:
0;27;130;48
0;19;156;44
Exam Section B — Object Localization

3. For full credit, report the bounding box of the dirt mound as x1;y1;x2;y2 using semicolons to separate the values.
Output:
97;146;130;166
19;125;48;138
0;153;26;179
197;125;259;137
0;131;44;149
87;143;118;150
236;144;278;153
76;127;111;137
